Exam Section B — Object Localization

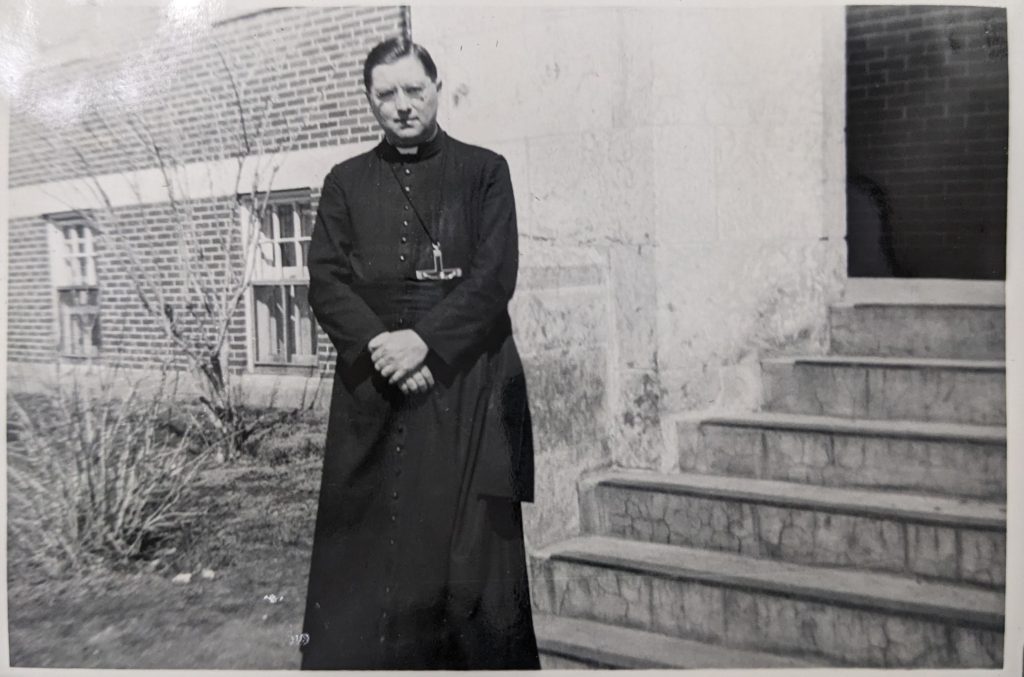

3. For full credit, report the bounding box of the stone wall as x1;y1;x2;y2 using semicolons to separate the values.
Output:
412;6;847;516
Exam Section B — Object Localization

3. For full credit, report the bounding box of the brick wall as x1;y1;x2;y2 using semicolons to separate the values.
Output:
92;198;239;373
10;6;403;187
846;5;1008;279
7;194;339;376
6;216;55;364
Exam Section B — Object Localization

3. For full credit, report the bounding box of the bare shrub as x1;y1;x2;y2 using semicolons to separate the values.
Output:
7;370;211;576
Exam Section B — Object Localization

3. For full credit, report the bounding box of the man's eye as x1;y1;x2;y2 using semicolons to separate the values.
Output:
404;86;424;96
375;90;395;101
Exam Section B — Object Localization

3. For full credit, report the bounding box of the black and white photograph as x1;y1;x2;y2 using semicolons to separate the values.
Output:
1;0;1020;672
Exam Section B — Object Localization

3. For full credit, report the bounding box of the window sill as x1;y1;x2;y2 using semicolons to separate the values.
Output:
251;362;319;377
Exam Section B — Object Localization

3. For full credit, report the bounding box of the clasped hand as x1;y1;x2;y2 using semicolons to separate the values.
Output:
368;330;434;395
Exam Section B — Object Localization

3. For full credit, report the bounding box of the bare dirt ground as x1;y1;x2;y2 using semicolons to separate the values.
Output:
8;457;322;669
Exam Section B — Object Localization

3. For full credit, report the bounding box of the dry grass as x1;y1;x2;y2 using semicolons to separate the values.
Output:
7;399;326;669
7;376;210;577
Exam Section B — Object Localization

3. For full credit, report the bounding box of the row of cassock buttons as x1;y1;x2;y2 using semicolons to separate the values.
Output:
399;166;412;264
381;425;405;643
382;165;412;644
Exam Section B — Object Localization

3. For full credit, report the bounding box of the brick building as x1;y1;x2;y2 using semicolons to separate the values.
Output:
8;6;404;374
6;4;1010;669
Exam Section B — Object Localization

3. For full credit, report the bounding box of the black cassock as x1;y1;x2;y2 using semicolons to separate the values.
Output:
299;130;540;670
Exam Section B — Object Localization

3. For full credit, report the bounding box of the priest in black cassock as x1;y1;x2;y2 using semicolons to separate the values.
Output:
298;37;541;670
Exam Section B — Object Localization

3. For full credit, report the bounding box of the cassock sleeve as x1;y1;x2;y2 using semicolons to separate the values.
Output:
414;155;518;367
307;169;388;368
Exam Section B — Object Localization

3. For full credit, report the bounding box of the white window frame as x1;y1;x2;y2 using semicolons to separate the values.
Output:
240;189;317;371
46;212;102;359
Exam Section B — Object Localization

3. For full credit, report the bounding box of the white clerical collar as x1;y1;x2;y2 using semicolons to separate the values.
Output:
389;126;440;155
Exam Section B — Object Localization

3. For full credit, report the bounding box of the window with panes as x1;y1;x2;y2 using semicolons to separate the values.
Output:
248;190;317;367
49;215;102;358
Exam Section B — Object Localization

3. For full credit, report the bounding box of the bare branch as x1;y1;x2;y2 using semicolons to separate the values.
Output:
216;47;251;156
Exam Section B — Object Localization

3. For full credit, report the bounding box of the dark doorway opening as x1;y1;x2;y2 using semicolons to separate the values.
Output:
845;5;1008;280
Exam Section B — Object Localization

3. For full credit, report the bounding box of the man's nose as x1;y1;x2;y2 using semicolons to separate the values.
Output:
394;90;412;113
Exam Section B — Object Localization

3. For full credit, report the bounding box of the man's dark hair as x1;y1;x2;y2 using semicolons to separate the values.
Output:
363;37;438;91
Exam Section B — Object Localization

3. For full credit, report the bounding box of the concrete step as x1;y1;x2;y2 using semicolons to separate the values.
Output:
535;613;824;669
676;412;1006;499
761;355;1006;425
580;470;1005;587
532;535;1003;668
829;303;1004;359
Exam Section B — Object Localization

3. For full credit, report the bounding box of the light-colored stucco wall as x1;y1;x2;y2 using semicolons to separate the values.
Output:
413;5;847;545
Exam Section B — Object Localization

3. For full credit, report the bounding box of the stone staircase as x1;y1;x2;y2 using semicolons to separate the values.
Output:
531;301;1006;669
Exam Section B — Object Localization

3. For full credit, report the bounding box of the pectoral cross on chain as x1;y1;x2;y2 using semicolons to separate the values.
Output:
416;242;463;280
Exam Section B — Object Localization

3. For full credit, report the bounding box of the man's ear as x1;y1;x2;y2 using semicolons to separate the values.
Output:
435;79;443;94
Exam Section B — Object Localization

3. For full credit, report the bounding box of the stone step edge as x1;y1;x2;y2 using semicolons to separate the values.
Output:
583;469;1006;531
839;279;1005;307
762;355;1006;372
694;411;1006;444
830;302;1005;310
534;613;823;669
538;535;1004;631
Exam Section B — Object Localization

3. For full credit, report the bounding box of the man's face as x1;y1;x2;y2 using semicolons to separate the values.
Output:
366;55;441;146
